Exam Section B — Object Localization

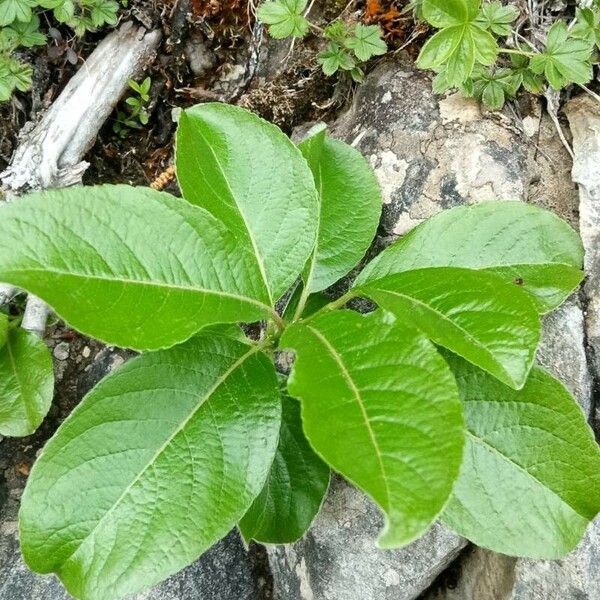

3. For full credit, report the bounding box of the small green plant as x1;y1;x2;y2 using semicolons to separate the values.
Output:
416;0;600;109
112;76;151;138
257;0;387;82
0;104;598;599
0;0;119;100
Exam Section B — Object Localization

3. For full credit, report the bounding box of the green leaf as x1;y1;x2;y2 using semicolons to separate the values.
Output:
20;333;281;600
475;1;518;36
90;0;118;27
422;0;479;28
417;23;496;84
0;185;274;351
510;52;546;94
357;267;540;389
0;326;54;437
470;24;498;65
0;55;32;100
356;202;584;313
472;67;520;110
175;103;319;303
345;24;387;62
0;313;7;348
417;25;465;70
297;126;381;293
442;356;600;558
52;0;74;23
257;0;309;39
281;310;464;548
481;79;505;108
0;0;33;26
317;41;355;75
239;387;330;544
571;7;600;50
529;21;593;90
2;13;45;47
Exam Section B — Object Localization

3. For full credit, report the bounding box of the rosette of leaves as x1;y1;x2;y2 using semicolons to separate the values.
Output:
0;104;598;600
416;0;599;108
257;0;387;81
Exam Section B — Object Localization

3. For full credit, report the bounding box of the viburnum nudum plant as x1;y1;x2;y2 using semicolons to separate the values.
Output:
0;103;598;600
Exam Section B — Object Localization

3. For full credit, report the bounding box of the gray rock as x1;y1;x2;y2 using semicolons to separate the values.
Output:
566;96;600;389
0;337;268;600
537;297;594;418
184;34;217;78
268;476;466;600
52;341;70;361
331;60;529;237
425;518;600;600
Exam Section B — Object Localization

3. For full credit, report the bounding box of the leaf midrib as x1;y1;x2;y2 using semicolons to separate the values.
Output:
5;333;36;429
363;286;512;383
1;267;273;316
54;343;262;572
192;123;273;305
466;430;588;520
305;325;391;510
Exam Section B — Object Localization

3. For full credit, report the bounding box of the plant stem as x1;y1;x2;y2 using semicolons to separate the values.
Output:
499;48;538;58
304;290;355;323
270;310;286;332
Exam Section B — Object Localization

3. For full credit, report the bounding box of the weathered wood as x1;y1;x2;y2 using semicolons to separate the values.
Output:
1;22;161;193
0;22;161;333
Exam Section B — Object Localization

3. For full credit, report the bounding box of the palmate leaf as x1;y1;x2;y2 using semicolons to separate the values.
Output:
0;325;54;437
0;185;274;350
356;202;584;313
281;310;464;548
357;267;540;389
0;0;34;26
239;385;330;544
475;1;519;37
421;0;479;28
176;103;319;304
20;332;281;600
571;7;600;50
298;125;381;293
530;21;594;90
417;0;497;85
345;24;387;62
257;0;309;39
442;355;600;558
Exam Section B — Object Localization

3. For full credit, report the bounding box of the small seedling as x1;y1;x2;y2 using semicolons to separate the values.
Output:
416;0;600;109
113;76;151;138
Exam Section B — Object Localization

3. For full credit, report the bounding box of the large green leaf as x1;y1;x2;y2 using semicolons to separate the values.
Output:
0;326;54;437
281;310;464;548
297;126;381;294
176;103;319;303
357;267;540;389
0;185;273;351
442;356;600;559
20;333;281;600
356;202;583;312
239;386;330;543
